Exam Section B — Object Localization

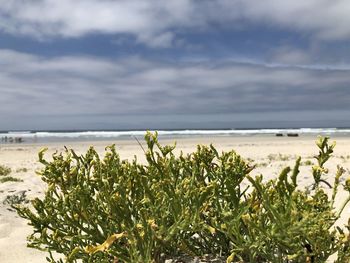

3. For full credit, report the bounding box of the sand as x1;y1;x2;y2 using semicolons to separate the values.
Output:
1;135;350;262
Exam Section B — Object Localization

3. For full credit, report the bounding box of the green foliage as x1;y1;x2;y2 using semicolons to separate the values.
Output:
16;167;28;173
267;153;294;162
15;134;350;262
0;164;11;176
301;160;313;166
3;191;29;206
0;176;23;183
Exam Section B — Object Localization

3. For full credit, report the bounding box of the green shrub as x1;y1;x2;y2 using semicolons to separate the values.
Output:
0;176;23;183
16;167;28;173
14;134;350;262
267;153;294;162
301;160;313;166
0;164;11;176
3;191;29;206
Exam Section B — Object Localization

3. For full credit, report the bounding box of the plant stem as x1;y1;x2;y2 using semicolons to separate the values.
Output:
336;196;350;219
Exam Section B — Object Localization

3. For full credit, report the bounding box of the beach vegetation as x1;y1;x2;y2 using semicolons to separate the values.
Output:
0;176;23;183
16;167;28;173
256;161;269;167
14;134;350;262
301;160;313;166
339;155;350;162
0;164;11;176
267;153;294;162
3;191;29;206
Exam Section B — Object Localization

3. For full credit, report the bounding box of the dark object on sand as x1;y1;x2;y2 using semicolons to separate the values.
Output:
287;133;299;137
275;133;284;137
1;136;23;143
15;137;23;143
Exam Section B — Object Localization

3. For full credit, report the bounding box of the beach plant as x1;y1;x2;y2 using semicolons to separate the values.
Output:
3;191;29;206
0;176;23;183
0;164;11;176
16;167;28;173
267;153;293;162
301;160;313;166
14;134;350;262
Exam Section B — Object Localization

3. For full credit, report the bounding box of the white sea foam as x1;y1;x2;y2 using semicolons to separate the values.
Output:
2;128;350;143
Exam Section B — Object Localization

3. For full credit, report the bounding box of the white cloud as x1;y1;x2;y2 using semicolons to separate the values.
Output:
235;0;350;40
0;0;194;45
2;0;350;47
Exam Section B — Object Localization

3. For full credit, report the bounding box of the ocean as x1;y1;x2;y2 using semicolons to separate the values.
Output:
1;128;350;144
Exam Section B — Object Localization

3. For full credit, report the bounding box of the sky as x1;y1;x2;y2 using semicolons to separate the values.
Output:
1;0;350;130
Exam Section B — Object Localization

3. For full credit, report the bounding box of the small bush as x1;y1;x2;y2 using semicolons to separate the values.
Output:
3;191;29;206
0;176;23;183
15;134;350;262
267;153;294;162
16;167;28;173
301;160;313;166
0;164;11;176
256;161;269;167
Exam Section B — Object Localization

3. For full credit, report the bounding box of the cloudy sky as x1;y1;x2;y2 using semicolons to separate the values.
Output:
1;0;350;130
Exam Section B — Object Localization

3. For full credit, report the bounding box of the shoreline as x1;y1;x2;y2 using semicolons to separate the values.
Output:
2;128;350;145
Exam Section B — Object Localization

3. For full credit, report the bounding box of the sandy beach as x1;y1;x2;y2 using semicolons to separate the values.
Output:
1;135;350;262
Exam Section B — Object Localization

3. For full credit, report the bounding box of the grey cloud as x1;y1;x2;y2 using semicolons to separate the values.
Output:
0;49;350;121
267;46;312;65
1;0;350;47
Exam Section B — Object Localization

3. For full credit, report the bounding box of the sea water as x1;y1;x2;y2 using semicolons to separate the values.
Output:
1;128;350;144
